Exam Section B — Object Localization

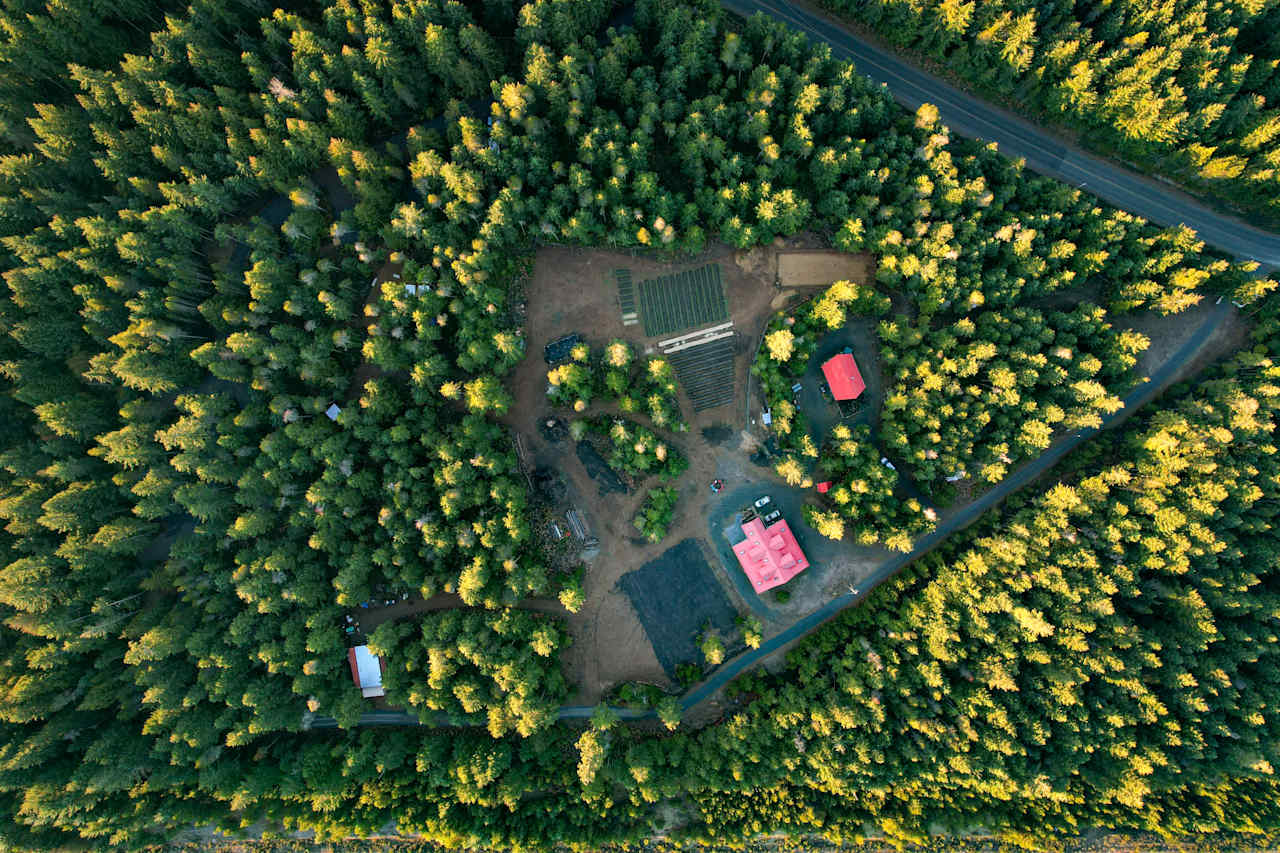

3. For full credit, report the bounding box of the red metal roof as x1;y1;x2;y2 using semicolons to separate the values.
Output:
816;481;832;493
731;518;810;593
822;353;866;400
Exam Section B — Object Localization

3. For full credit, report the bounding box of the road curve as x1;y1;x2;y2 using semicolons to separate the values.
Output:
309;299;1231;730
722;0;1280;268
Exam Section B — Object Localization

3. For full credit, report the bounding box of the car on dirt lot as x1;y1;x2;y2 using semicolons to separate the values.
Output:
754;496;772;509
762;509;782;524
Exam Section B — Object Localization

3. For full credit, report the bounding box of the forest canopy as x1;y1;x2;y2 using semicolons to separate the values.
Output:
820;0;1280;225
0;0;1276;849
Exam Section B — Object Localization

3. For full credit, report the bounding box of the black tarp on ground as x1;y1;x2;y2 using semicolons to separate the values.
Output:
544;333;582;363
574;441;627;496
619;538;738;679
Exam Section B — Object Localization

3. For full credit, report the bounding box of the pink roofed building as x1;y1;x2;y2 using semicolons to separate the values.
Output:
731;517;810;594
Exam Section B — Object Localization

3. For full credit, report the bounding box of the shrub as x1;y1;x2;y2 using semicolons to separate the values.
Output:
700;630;725;665
634;486;680;543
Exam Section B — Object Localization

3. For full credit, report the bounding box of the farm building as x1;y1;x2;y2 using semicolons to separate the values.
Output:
731;517;810;594
822;352;866;401
347;645;386;698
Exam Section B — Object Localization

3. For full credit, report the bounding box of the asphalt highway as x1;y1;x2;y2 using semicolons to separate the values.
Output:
723;0;1280;268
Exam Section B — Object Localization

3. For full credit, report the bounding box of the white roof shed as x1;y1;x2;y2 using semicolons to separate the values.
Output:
347;645;385;698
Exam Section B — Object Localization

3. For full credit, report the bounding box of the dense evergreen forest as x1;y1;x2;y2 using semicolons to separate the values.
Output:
0;0;1276;848
821;0;1280;225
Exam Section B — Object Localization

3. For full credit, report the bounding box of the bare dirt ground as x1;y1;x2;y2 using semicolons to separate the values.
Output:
498;240;875;705
1121;296;1249;386
776;249;876;287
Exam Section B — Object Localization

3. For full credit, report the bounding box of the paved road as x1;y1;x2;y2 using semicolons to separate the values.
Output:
722;0;1280;268
310;299;1231;730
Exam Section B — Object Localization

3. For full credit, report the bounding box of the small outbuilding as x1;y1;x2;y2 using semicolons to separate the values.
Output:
347;645;386;698
821;353;866;401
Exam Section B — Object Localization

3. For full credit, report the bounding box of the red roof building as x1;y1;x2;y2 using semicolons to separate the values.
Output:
816;481;832;493
822;353;866;400
731;517;810;594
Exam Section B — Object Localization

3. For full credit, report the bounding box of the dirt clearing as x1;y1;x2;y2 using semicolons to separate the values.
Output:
777;249;875;287
496;242;777;703
495;239;875;705
1120;296;1248;386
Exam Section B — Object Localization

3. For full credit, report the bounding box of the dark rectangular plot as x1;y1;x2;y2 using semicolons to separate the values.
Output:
637;264;729;337
575;441;628;496
665;335;737;409
619;538;739;679
669;337;736;411
545;333;582;364
650;277;670;333
680;374;735;398
658;275;676;330
615;268;636;322
675;356;735;385
688;272;706;327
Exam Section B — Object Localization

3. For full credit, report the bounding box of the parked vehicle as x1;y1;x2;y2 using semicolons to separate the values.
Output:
754;495;772;509
763;509;782;524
